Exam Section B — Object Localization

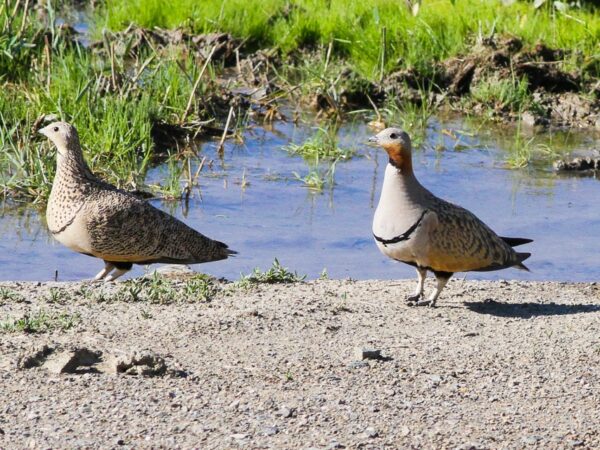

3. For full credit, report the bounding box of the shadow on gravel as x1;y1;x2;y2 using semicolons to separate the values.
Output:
463;300;600;318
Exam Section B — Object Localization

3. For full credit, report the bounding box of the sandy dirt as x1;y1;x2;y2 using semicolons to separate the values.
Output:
1;278;599;449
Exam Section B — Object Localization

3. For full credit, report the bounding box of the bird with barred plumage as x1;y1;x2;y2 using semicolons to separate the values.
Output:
39;121;236;281
369;127;531;307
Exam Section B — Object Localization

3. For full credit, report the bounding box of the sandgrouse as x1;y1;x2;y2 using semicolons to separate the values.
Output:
39;121;236;281
370;127;531;307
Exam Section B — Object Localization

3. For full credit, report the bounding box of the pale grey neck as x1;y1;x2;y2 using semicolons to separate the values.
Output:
379;163;429;206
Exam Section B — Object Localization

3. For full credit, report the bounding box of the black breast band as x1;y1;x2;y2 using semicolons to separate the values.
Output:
373;210;428;247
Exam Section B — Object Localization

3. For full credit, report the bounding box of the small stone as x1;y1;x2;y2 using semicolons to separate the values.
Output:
278;406;296;418
428;374;442;384
569;440;584;447
353;347;382;361
116;438;125;445
400;426;410;437
521;435;541;445
231;433;247;440
262;426;279;436
364;427;378;438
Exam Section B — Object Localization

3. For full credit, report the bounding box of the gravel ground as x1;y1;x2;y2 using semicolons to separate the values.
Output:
0;278;599;449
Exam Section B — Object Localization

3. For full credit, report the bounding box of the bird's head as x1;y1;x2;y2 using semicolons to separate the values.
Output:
38;121;80;156
368;127;413;171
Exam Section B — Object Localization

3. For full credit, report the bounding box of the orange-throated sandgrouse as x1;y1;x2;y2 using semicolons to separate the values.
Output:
369;127;531;307
39;121;236;281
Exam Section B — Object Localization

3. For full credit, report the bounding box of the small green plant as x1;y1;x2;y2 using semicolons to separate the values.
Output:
183;274;218;301
117;272;177;304
285;126;355;161
114;272;220;303
0;287;25;303
293;158;338;192
471;76;532;115
239;258;306;285
45;287;71;304
504;123;563;169
0;310;80;333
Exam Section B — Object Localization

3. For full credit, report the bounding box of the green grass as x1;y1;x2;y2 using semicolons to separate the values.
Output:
293;158;338;192
0;287;25;304
101;0;600;79
2;0;598;205
285;126;356;161
0;28;221;202
0;310;80;333
471;76;534;115
114;272;220;303
238;258;306;286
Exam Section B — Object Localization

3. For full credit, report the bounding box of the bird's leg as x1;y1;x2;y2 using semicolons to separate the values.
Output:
93;262;115;281
406;267;427;304
103;262;133;282
416;271;452;307
104;268;130;282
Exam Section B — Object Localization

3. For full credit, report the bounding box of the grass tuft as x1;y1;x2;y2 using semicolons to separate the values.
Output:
0;310;80;333
238;258;306;286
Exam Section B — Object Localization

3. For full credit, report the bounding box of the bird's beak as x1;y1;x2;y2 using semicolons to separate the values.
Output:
38;126;49;138
368;135;379;144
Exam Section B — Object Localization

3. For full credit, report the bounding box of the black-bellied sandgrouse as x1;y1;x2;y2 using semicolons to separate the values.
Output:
39;121;236;281
369;127;531;307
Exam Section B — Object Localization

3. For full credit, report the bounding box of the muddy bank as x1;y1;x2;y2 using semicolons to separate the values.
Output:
1;278;599;448
92;25;600;131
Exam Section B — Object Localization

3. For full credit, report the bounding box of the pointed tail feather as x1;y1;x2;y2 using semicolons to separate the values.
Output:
514;252;531;271
501;237;533;247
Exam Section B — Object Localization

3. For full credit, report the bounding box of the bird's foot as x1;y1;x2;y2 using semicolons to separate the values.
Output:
415;298;437;308
406;293;422;306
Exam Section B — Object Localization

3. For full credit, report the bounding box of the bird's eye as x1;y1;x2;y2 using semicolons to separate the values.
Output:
53;127;59;132
389;133;398;139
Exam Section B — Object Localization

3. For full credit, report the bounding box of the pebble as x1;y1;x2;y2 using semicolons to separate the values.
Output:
521;435;541;445
364;427;378;438
278;406;296;418
262;426;279;436
353;347;382;361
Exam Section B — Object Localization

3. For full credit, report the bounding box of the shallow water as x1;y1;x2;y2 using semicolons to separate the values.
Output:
1;117;599;282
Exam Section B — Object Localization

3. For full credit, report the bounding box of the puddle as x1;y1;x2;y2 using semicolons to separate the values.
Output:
1;118;599;282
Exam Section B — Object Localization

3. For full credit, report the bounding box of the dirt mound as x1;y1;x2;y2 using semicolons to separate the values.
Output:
382;36;598;128
92;25;243;65
12;343;184;377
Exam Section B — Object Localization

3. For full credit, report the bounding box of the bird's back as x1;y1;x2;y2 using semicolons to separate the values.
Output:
83;186;234;264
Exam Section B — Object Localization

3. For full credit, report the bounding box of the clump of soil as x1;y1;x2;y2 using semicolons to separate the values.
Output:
554;156;600;172
13;343;183;377
383;36;596;128
92;25;243;65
